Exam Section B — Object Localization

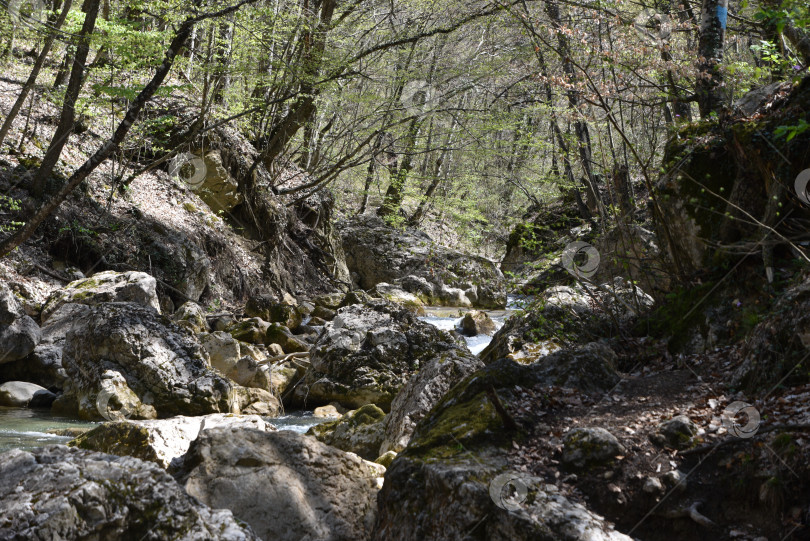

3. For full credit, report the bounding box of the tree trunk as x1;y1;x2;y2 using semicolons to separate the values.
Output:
31;0;101;197
0;0;259;258
0;0;74;149
696;0;729;118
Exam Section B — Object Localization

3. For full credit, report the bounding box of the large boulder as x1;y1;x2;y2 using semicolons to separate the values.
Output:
307;404;386;461
71;414;275;468
199;331;272;390
41;270;161;322
0;446;258;540
0;303;88;388
293;299;463;411
481;282;652;365
379;348;483;454
459;310;496;336
0;282;41;364
0;381;55;408
340;215;506;308
176;428;385;541
372;358;631;540
733;278;810;392
196;149;243;213
60;302;251;420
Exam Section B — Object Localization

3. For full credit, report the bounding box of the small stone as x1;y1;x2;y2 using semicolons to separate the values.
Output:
643;476;664;494
562;427;625;469
651;415;698;449
662;470;687;492
375;450;397;468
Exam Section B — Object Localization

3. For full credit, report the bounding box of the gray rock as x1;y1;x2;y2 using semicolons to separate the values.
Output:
61;302;252;419
643;476;665;495
562;427;625;469
651;415;698;449
340;215;506;308
459;310;496;336
307;404;386;460
176;428;385;541
0;282;41;364
265;323;310;353
172;301;209;333
197;149;243;213
375;462;631;541
0;445;258;540
245;296;302;330
227;317;270;345
380;348;483;454
373;357;632;541
312;304;337;320
294;299;461;411
0;381;55;408
41;270;161;322
0;303;90;389
71;414;275;469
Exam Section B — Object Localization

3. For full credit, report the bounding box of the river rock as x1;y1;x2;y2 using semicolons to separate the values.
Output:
176;428;385;541
0;445;258;540
0;303;88;388
340;215;506;308
307;404;386;460
0;381;56;408
372;359;631;540
41;270;160;322
562;427;625;469
0;282;41;364
293;299;461;411
380;348;483;454
60;302;245;420
459;310;496;336
71;413;275;469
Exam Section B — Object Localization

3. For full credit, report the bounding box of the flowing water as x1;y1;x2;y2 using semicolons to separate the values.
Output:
1;296;525;452
419;296;520;355
0;407;328;452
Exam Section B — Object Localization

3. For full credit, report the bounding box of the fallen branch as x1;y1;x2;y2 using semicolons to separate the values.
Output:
659;501;716;528
260;351;310;365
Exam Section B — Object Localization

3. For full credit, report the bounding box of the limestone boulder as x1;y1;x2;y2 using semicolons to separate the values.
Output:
340;216;506;308
70;413;275;468
0;282;41;364
0;446;258;540
60;302;245;420
41;270;160;322
176;428;385;541
294;299;462;411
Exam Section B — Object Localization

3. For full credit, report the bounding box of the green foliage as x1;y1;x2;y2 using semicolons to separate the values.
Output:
774;119;810;142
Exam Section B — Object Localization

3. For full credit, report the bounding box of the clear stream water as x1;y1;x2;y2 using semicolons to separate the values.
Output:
0;298;520;452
